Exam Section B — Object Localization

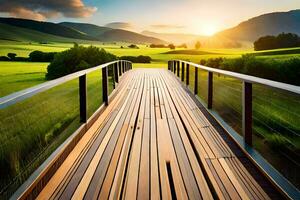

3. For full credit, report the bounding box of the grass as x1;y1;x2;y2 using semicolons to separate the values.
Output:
0;62;48;97
0;41;299;194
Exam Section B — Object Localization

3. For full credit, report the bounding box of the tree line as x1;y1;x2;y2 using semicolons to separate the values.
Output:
0;51;57;62
254;33;300;51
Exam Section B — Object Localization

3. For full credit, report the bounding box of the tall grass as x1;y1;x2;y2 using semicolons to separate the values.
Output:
0;69;114;197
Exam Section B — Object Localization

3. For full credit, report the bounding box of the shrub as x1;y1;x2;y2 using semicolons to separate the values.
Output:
0;56;10;61
201;55;300;85
178;43;187;48
120;55;151;63
29;50;57;62
128;44;139;49
13;57;28;61
7;53;17;60
195;41;201;49
46;44;117;80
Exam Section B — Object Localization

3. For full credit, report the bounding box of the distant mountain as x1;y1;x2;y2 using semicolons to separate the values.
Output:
216;9;300;42
0;23;90;43
97;29;166;44
59;22;166;44
141;31;204;45
0;18;95;41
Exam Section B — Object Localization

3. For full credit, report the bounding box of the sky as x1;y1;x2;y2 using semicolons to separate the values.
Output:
0;0;299;35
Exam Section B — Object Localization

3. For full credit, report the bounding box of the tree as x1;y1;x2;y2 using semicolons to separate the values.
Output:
7;53;17;60
46;44;117;80
254;32;300;51
168;44;175;50
195;41;201;49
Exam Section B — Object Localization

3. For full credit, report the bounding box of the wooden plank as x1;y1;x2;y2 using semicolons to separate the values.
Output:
149;76;160;200
219;158;250;200
210;159;241;200
229;158;270;200
156;119;173;200
137;74;151;200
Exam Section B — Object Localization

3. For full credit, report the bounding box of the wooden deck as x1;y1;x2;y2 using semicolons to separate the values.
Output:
35;69;284;200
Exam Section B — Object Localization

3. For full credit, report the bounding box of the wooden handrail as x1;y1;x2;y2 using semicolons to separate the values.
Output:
0;60;132;109
170;60;300;95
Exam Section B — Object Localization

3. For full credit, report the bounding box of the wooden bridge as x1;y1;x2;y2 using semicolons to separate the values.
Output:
3;61;299;199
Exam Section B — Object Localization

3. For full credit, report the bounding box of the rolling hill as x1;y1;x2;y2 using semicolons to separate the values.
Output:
216;9;300;42
59;22;112;37
0;18;96;41
59;22;166;44
0;23;91;43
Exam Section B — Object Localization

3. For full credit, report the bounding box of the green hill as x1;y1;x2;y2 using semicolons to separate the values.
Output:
0;23;97;43
59;22;112;37
0;18;96;41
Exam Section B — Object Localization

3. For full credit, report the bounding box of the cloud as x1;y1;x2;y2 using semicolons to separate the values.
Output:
0;0;97;21
105;22;134;30
151;24;185;29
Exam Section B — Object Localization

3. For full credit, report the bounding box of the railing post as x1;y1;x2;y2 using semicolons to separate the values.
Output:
118;61;122;76
168;61;170;71
177;61;180;77
114;62;119;83
243;81;252;146
181;62;185;82
123;61;125;73
208;72;213;109
173;61;176;74
102;67;108;106
79;74;87;123
186;64;190;85
194;67;198;94
172;61;174;72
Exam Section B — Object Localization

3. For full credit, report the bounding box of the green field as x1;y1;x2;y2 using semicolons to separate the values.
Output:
0;41;299;196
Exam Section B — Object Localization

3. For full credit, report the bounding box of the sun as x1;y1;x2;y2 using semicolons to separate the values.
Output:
201;24;218;36
191;21;219;36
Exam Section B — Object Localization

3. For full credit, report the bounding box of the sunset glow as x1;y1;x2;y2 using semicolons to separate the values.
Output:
201;24;219;36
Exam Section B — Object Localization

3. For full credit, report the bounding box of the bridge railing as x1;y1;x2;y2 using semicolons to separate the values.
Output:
0;60;132;199
168;60;300;197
